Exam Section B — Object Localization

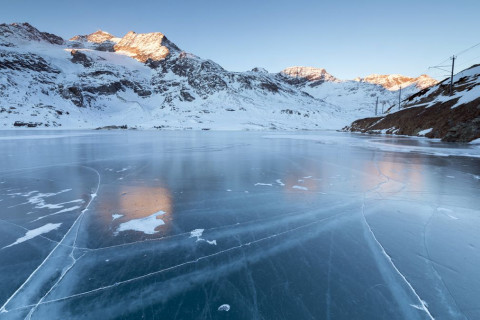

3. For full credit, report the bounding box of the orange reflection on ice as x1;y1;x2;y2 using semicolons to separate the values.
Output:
100;184;173;233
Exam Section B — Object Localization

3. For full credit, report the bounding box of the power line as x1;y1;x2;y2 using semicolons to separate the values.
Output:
455;41;480;57
454;53;480;70
421;40;480;80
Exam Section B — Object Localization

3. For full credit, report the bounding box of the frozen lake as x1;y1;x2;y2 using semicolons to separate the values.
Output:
0;130;479;319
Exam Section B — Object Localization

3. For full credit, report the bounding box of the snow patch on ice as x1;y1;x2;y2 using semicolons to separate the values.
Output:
115;211;165;235
189;229;217;245
276;179;285;186
190;229;204;239
32;205;81;222
254;183;272;186
292;185;308;191
2;223;62;249
26;189;72;209
217;304;230;311
112;214;123;220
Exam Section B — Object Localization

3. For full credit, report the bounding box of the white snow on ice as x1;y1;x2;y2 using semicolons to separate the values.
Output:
217;304;230;311
292;185;308;191
112;214;124;220
189;229;217;245
2;223;62;249
115;211;165;235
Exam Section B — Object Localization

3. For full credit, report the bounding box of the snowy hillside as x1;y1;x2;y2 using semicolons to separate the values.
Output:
0;23;435;130
344;64;480;142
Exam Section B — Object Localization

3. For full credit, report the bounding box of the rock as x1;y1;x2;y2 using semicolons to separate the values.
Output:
442;118;480;142
95;125;128;130
0;51;59;73
251;67;268;73
59;85;84;107
13;121;42;127
70;49;93;67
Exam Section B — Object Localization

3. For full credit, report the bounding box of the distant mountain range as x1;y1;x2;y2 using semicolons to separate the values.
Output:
0;22;438;130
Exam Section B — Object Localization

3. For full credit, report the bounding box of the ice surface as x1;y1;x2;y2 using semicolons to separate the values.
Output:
0;130;479;320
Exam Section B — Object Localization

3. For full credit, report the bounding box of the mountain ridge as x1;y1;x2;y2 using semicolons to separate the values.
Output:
0;22;438;130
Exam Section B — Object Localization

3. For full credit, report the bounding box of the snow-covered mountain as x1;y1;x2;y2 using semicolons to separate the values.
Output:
0;23;436;130
281;66;340;83
354;74;438;91
278;66;435;117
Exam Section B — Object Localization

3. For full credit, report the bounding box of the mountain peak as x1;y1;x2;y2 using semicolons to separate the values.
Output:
281;66;339;82
113;31;172;63
70;30;116;43
355;73;438;91
0;22;64;45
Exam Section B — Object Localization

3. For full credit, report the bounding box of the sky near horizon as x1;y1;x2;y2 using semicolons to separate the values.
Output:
1;0;479;79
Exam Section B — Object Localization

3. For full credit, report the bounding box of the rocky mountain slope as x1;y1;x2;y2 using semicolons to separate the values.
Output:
0;22;436;130
344;64;480;142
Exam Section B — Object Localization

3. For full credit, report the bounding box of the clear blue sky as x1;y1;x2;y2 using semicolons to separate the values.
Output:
2;0;479;79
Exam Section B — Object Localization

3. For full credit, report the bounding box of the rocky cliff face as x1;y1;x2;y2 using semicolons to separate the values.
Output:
344;65;480;142
354;74;438;91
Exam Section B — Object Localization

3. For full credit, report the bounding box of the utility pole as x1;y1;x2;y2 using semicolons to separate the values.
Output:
450;55;456;96
382;101;385;114
398;86;402;110
375;96;378;116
